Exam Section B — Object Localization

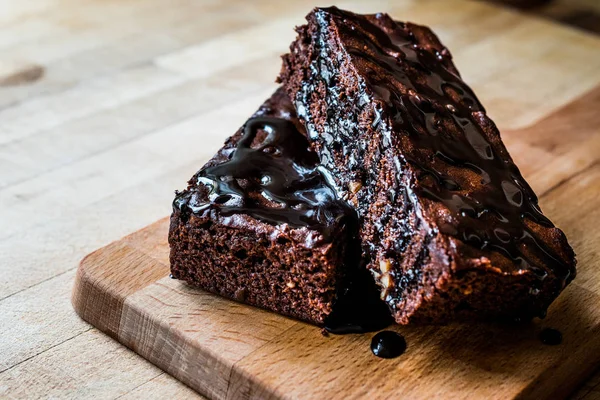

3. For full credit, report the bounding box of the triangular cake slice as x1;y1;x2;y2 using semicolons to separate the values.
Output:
169;88;388;328
279;7;576;323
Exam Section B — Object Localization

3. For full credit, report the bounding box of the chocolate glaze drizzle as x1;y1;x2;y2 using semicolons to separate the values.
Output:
324;7;574;288
371;331;407;358
174;116;352;240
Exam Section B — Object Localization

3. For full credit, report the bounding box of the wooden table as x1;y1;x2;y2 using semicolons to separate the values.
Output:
1;0;599;398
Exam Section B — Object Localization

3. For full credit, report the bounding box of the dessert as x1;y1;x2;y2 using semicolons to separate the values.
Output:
279;7;576;324
169;88;388;327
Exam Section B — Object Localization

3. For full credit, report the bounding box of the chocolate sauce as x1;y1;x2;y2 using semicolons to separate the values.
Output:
174;115;353;239
324;7;574;288
371;331;407;358
540;328;562;345
324;269;394;334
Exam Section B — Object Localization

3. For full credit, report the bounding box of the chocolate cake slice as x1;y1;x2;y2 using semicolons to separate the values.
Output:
280;7;576;324
169;88;388;328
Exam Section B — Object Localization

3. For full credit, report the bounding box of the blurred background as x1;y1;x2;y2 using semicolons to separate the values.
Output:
0;0;599;398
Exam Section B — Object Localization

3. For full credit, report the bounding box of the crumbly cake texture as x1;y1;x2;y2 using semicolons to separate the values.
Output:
169;88;356;325
279;7;576;324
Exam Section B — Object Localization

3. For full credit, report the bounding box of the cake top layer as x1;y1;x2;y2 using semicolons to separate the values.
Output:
173;89;352;240
305;7;575;286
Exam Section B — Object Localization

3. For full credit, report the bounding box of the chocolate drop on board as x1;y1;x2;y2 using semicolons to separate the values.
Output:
324;269;394;334
539;328;562;345
371;331;407;358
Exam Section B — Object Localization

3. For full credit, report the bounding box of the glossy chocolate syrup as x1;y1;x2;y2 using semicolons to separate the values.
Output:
174;115;352;239
539;328;562;345
371;331;407;358
323;7;574;287
325;268;394;334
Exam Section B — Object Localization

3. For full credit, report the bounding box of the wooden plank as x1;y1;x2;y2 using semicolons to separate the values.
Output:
511;87;600;154
0;0;206;61
0;0;305;109
118;277;296;400
118;373;203;400
0;329;164;399
0;270;88;372
0;57;279;190
500;0;600;35
504;86;600;194
73;239;170;338
229;285;600;400
0;65;183;148
540;165;600;296
155;18;301;78
0;0;202;115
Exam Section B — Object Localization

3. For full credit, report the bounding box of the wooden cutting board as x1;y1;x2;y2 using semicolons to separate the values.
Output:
70;92;600;400
71;2;600;398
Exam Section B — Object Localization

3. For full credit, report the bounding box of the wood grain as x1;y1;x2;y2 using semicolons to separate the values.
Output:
493;0;600;35
2;0;600;398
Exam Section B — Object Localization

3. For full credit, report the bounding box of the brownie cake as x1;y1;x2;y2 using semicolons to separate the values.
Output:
279;7;576;324
169;88;388;328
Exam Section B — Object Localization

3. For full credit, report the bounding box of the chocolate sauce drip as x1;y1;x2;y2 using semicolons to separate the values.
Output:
174;116;352;239
370;331;407;358
325;7;573;287
325;269;394;334
540;328;562;345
